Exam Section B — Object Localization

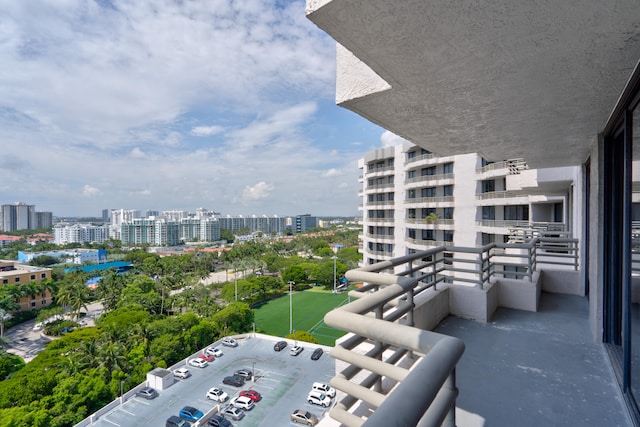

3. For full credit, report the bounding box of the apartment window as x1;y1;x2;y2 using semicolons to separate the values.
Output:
368;194;375;202
376;193;385;201
443;162;453;174
443;252;453;265
386;244;394;253
482;233;495;245
387;192;395;201
443;185;454;196
443;207;454;219
2;279;7;284
376;210;386;219
376;243;384;252
408;229;416;239
14;278;19;283
422;187;436;197
504;205;529;221
30;274;36;280
388;227;394;236
31;301;36;307
422;166;436;176
482;179;495;193
387;158;394;166
407;150;417;159
503;265;527;279
443;230;454;242
407;170;416;179
408;208;416;219
368;242;375;250
482;206;495;220
407;189;416;199
368;226;375;234
422;229;434;240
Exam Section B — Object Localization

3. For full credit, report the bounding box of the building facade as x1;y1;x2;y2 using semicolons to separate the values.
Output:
307;1;640;425
359;143;580;267
54;223;111;245
0;260;53;311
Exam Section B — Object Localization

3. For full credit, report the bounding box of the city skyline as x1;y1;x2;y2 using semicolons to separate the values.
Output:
0;1;407;218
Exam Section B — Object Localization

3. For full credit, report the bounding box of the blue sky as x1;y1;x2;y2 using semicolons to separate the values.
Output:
0;0;405;218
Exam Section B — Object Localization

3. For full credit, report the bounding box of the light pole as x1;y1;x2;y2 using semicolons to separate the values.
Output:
288;281;295;334
332;256;337;294
234;269;238;302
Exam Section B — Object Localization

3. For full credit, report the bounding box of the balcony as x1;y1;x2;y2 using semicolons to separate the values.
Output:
322;236;623;427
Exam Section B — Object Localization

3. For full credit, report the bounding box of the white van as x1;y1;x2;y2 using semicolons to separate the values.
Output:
312;382;336;398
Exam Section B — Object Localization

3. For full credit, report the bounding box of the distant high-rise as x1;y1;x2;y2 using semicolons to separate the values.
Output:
1;202;35;231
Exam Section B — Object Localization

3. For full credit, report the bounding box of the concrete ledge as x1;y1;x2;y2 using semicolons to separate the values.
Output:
446;282;497;323
496;271;541;312
412;287;450;331
540;269;583;295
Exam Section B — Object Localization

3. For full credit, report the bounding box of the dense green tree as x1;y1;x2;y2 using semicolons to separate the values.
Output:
285;330;319;344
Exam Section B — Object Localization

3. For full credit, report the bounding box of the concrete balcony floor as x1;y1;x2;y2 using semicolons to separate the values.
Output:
434;292;633;427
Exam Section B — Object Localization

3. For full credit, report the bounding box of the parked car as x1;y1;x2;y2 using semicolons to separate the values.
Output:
273;340;287;351
189;358;208;368
230;395;255;411
221;337;238;347
290;409;318;426
173;367;191;379
179;406;204;422
234;368;253;380
239;389;262;402
136;386;158;400
290;345;303;356
205;346;223;357
166;415;191;427
206;414;232;427
311;382;336;398
199;353;215;362
307;390;332;408
310;348;323;361
222;375;245;387
206;387;229;402
220;406;245;421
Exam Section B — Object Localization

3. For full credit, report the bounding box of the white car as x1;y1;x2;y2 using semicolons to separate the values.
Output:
311;382;336;398
307;390;332;408
205;346;223;357
290;345;303;356
230;395;255;411
221;337;238;347
206;387;228;402
188;358;208;368
173;367;191;379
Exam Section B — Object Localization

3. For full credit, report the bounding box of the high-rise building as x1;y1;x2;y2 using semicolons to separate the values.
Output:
1;203;34;231
359;143;580;268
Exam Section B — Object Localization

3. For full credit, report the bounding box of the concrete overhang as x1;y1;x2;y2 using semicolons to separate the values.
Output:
307;0;640;168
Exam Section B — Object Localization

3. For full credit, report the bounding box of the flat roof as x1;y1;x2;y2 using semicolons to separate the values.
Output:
76;334;339;427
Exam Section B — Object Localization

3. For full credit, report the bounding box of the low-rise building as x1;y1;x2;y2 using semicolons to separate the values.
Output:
0;260;53;311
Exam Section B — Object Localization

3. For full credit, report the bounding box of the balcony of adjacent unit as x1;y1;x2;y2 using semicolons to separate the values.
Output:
406;208;454;230
319;234;624;427
365;210;395;225
405;147;436;165
365;159;396;177
475;158;528;180
405;165;455;187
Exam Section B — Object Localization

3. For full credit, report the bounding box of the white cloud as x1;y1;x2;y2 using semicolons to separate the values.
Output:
191;125;224;137
129;147;146;159
242;182;274;202
322;168;342;177
380;130;408;147
82;185;101;197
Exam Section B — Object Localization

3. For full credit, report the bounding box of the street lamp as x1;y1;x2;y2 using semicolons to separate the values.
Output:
234;270;238;302
288;281;295;334
332;256;337;294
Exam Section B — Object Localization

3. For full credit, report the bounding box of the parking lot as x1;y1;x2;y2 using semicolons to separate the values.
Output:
83;334;337;427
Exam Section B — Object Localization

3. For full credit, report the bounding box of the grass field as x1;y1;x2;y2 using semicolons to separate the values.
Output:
253;287;351;346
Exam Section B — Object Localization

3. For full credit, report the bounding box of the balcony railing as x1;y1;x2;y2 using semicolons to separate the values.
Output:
405;153;435;164
324;235;578;426
406;196;454;205
406;173;454;184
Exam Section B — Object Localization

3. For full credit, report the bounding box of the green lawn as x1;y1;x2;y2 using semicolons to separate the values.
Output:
253;287;351;346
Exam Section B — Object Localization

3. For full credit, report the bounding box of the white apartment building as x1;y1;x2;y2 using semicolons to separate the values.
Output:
359;142;581;269
54;223;110;244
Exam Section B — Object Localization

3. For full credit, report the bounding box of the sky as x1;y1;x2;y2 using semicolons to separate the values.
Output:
0;0;407;218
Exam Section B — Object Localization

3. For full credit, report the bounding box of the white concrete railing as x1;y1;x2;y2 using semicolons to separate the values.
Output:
324;236;579;426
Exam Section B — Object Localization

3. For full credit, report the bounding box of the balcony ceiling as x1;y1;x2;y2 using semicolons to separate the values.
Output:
307;0;640;168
